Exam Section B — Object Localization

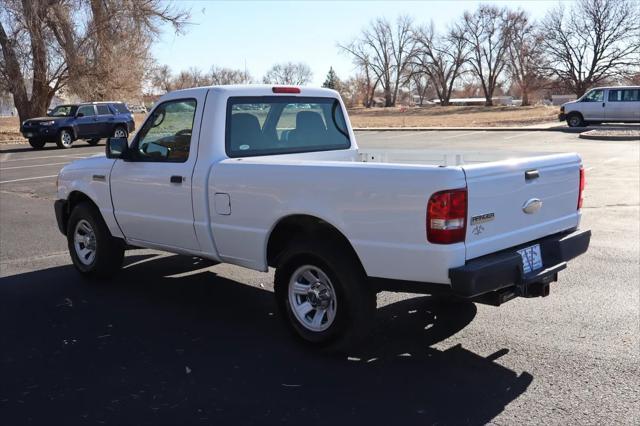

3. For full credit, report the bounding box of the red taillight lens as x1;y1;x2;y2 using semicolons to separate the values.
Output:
272;86;300;94
577;167;585;209
427;188;467;244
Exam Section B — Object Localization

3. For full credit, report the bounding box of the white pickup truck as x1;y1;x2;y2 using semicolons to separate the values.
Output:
55;85;591;350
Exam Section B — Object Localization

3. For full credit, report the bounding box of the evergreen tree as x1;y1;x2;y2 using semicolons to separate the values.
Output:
322;67;341;90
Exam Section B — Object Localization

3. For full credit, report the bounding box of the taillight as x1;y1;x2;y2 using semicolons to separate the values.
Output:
577;167;585;209
427;188;467;244
272;86;300;94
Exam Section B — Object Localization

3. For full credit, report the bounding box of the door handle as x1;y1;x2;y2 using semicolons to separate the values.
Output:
525;169;540;181
170;175;184;184
602;102;605;107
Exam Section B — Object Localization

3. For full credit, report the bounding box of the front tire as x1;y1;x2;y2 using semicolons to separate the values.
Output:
28;138;46;150
274;240;376;352
67;202;124;279
566;113;585;128
56;129;74;149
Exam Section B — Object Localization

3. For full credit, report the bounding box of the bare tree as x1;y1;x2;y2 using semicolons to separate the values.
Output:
340;16;416;107
209;66;252;85
413;23;468;106
262;62;312;85
149;64;174;93
0;0;189;122
541;0;640;97
506;10;547;106
340;42;379;107
460;5;512;106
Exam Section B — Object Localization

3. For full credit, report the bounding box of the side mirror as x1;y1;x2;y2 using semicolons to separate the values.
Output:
77;112;84;117
106;137;129;159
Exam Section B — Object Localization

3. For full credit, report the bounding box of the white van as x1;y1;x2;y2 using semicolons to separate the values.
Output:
559;86;640;127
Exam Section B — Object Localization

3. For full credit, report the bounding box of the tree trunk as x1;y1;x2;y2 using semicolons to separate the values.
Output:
384;86;393;107
521;88;530;106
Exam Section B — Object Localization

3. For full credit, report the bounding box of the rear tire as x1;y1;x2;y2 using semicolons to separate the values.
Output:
56;128;74;149
566;113;585;128
28;138;46;150
67;202;124;279
274;239;376;352
87;138;100;146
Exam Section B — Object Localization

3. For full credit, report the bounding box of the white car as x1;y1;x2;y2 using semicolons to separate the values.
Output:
54;85;591;350
560;86;640;127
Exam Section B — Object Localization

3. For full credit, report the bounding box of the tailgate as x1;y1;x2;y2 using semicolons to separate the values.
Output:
463;153;582;260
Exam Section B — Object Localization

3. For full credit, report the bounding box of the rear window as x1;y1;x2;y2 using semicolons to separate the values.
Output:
226;96;350;158
111;103;130;114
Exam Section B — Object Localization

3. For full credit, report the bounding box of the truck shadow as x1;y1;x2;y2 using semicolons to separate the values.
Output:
0;254;532;425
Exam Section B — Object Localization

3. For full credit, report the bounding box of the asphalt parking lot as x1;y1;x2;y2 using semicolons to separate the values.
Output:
1;130;638;425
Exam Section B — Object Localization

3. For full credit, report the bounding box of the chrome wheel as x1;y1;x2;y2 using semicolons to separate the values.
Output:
288;265;337;332
73;219;96;266
60;130;72;147
113;127;127;138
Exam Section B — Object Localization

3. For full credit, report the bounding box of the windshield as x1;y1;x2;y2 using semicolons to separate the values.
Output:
48;105;77;117
226;96;350;158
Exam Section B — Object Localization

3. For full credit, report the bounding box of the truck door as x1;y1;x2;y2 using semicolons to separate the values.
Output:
579;89;606;121
110;97;202;251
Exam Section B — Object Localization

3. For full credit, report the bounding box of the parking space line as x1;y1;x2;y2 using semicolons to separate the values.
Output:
0;175;57;184
441;131;485;139
503;131;537;140
0;161;70;170
0;154;88;162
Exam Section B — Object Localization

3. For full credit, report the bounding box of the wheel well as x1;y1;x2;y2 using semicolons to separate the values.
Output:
266;215;365;272
61;191;99;233
59;126;76;139
567;111;583;119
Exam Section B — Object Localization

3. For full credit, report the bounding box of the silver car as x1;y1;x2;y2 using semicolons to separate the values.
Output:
559;86;640;127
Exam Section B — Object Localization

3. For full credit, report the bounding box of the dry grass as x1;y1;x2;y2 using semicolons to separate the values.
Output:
0;106;558;142
347;105;558;128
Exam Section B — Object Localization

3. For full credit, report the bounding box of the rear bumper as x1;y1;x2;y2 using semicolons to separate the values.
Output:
371;229;591;303
449;229;590;298
54;199;68;235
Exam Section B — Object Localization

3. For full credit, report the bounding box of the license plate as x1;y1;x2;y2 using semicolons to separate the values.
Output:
24;132;34;138
517;244;543;274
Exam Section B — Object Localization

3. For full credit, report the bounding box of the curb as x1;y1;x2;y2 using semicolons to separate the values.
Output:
578;133;640;141
353;126;639;132
353;127;570;132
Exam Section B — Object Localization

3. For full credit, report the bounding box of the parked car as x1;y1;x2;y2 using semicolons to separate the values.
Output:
559;86;640;127
20;102;135;149
53;86;591;351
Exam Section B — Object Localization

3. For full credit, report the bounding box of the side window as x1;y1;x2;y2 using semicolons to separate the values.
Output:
583;90;604;102
622;89;639;101
77;105;96;116
96;104;111;115
608;90;621;102
134;99;196;163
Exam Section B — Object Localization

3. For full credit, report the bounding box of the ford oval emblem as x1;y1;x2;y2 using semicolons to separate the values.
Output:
522;198;543;214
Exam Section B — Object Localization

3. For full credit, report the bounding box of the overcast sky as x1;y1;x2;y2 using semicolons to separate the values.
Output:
152;0;568;86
